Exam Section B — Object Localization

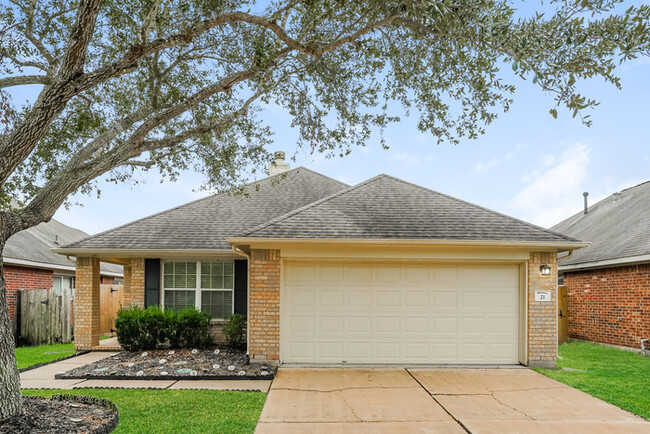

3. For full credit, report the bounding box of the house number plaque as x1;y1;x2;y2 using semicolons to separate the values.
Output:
534;290;551;302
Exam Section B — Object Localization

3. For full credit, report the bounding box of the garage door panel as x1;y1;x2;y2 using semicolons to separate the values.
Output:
282;262;519;364
376;291;400;307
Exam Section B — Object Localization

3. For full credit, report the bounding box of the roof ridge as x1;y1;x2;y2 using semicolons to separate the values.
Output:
379;174;578;242
62;166;340;248
241;174;385;236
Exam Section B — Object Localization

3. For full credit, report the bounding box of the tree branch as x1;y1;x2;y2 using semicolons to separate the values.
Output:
0;75;51;89
57;0;103;79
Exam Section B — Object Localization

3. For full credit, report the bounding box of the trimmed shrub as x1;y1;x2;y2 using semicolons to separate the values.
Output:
115;306;212;351
114;306;166;351
223;313;246;349
165;308;212;349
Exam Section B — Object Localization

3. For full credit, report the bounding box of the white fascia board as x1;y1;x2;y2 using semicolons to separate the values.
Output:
559;254;650;272
226;237;588;251
51;248;238;258
5;257;124;277
4;257;76;273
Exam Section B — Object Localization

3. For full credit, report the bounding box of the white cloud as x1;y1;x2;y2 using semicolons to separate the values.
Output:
474;153;514;173
389;152;422;168
509;143;591;228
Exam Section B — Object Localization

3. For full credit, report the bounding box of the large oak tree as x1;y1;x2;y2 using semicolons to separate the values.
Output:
0;0;648;419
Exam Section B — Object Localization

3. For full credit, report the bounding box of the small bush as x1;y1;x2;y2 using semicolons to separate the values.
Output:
115;306;211;351
223;313;246;349
166;308;212;349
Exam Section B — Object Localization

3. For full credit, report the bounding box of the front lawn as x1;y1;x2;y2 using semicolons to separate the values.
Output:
23;389;266;433
536;341;650;419
15;342;75;370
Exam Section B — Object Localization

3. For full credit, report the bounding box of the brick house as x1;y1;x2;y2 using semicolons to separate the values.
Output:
55;154;585;367
4;218;123;336
552;181;650;350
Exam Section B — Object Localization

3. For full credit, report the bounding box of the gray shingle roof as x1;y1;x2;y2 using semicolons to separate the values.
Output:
5;219;123;275
551;180;650;267
63;167;348;250
241;174;577;242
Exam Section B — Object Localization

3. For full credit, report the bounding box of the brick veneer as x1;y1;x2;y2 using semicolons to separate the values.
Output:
4;264;54;322
75;257;100;349
528;252;558;368
564;263;650;349
248;249;281;362
122;258;144;308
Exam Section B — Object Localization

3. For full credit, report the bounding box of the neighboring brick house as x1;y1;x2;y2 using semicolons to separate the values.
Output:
4;218;123;336
552;181;650;350
55;154;585;367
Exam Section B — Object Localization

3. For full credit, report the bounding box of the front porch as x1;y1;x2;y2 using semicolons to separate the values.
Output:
74;256;248;350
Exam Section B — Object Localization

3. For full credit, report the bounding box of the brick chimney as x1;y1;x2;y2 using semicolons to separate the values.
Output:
268;151;290;176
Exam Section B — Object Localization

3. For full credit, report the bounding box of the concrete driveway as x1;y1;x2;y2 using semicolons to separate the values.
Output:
256;368;649;433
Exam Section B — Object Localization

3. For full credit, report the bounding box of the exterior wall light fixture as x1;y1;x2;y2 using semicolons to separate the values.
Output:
540;265;551;276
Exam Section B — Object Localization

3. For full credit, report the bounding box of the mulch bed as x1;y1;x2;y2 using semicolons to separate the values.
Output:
56;347;275;380
1;395;118;434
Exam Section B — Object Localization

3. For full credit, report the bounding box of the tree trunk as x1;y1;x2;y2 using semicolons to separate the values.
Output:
0;239;22;420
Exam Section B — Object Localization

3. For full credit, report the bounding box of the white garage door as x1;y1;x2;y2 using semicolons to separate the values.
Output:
282;262;520;364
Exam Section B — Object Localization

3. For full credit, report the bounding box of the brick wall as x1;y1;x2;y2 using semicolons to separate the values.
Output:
101;276;114;285
248;249;280;363
130;258;145;308
4;264;54;321
528;252;558;368
74;257;100;350
564;263;650;349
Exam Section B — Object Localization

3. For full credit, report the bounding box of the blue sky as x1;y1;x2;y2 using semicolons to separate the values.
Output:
6;4;650;236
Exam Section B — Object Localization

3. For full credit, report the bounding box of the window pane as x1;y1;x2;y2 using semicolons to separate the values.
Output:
164;262;173;274
201;275;211;289
175;262;186;274
187;262;196;275
201;290;233;319
223;275;234;289
200;260;234;289
187;273;196;288
164;290;195;310
223;262;234;276
163;274;174;288
174;274;186;288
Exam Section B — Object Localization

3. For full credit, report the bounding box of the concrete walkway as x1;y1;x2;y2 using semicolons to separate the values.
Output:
20;352;271;392
256;368;650;433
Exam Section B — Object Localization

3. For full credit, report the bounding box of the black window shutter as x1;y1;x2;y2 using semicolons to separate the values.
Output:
144;259;161;308
234;259;248;316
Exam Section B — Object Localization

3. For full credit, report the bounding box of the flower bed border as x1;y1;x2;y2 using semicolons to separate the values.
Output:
55;372;275;381
19;350;90;373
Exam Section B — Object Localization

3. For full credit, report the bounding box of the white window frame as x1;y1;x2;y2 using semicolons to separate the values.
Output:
161;259;235;320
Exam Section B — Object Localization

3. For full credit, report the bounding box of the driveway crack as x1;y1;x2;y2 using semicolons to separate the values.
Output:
490;392;535;420
337;391;362;422
406;369;471;433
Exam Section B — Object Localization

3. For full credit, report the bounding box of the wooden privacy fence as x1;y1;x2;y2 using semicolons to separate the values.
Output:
20;287;72;345
100;284;124;335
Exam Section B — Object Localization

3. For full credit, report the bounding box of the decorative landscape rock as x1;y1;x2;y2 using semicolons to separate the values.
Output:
56;347;274;380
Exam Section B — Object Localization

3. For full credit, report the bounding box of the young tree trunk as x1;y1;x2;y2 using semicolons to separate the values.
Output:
0;240;22;420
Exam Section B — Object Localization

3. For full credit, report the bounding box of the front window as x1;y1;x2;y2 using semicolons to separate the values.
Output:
163;260;234;319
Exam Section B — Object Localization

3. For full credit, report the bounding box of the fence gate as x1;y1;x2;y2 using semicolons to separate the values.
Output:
20;287;72;345
558;285;569;343
100;284;124;335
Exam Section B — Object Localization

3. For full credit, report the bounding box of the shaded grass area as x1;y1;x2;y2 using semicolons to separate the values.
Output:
15;343;75;370
536;341;650;419
23;389;266;434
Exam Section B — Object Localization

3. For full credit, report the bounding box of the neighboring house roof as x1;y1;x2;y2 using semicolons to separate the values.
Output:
5;219;123;276
238;174;578;243
61;167;349;251
552;180;650;270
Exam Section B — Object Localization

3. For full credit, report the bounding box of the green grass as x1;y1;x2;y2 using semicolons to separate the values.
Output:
23;389;266;433
14;343;75;370
536;341;650;419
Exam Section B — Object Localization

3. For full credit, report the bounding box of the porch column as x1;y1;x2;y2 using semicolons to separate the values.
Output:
122;264;132;307
122;258;145;308
131;258;145;308
74;257;100;350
